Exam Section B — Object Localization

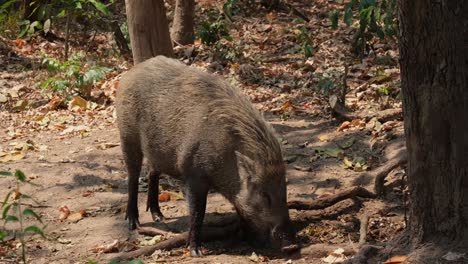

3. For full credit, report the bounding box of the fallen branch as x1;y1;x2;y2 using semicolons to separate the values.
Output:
113;225;238;261
288;186;376;210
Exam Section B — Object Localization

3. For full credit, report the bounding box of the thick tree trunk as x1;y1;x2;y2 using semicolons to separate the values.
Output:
171;0;195;45
125;0;173;64
398;0;468;246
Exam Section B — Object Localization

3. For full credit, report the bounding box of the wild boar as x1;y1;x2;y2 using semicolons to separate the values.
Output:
115;56;296;256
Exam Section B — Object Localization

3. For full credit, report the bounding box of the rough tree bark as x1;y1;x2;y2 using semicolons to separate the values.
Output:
124;0;173;64
398;0;468;247
171;0;195;45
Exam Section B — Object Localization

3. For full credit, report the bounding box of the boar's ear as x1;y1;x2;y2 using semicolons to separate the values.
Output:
235;151;256;180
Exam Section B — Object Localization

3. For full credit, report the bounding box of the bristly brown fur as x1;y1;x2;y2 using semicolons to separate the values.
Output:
116;56;292;244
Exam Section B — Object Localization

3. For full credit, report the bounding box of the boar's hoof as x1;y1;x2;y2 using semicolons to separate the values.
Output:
190;248;203;257
151;211;165;222
128;217;140;230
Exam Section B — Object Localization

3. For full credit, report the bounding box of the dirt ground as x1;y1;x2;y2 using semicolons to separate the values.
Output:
0;107;407;263
0;1;408;262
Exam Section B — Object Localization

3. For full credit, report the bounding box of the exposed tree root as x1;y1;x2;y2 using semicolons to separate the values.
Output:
373;156;407;196
288;186;376;210
358;214;369;247
113;225;239;261
342;245;382;264
329;94;403;122
289;154;407;219
115;155;406;261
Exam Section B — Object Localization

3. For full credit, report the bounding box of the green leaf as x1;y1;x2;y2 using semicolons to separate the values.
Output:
0;171;12;176
1;191;12;209
303;43;314;58
2;204;13;219
20;194;31;199
23;209;43;223
4;215;19;223
24;225;45;237
56;9;66;18
14;170;26;182
89;0;110;16
329;11;339;30
123;260;144;264
344;4;353;26
43;18;51;34
0;229;7;241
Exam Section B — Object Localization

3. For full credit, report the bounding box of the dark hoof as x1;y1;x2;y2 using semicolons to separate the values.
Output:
190;248;203;257
151;211;165;222
128;217;140;230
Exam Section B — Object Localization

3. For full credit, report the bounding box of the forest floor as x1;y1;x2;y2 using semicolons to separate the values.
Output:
0;0;408;263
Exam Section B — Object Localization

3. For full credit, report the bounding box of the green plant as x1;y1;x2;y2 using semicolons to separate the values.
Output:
296;25;314;59
41;54;110;98
213;39;242;63
317;76;334;92
197;13;230;45
0;0;22;37
223;0;239;20
330;0;397;56
0;170;46;264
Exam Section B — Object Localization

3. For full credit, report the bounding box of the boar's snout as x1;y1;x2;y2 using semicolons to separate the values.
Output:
271;221;300;254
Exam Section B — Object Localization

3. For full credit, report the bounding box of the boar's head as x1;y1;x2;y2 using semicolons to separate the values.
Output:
233;151;298;252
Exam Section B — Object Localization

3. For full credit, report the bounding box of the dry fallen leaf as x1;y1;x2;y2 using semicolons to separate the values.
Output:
68;209;86;222
322;248;347;263
82;190;95;197
158;192;171;202
0;150;27;163
68;96;88;111
59;206;70;221
318;134;330;142
96;142;120;150
90;239;121;253
337;121;351;131
384;255;408;264
351;119;366;127
60;125;90;135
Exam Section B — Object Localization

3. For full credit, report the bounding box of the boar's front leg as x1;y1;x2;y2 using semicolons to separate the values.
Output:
146;170;165;222
185;175;209;257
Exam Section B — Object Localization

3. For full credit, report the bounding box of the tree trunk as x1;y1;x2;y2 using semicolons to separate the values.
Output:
124;0;173;64
398;0;468;246
171;0;195;45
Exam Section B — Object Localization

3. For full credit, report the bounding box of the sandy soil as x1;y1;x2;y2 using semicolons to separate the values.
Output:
0;111;406;263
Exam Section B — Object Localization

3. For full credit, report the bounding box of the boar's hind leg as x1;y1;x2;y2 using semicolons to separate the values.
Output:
185;176;209;257
146;170;165;222
122;137;143;230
